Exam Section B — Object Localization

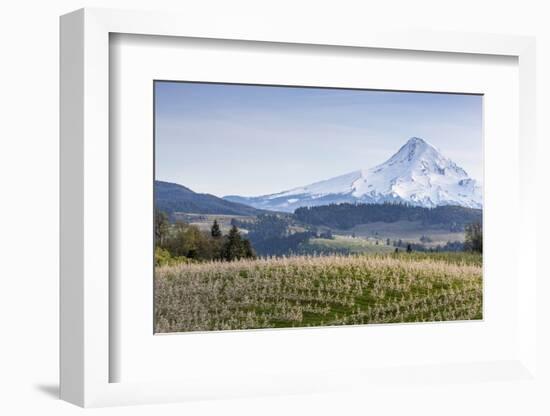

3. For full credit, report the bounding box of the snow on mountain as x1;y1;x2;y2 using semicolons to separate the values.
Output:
224;137;483;212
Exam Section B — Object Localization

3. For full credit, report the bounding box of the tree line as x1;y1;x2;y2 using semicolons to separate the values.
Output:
155;210;255;266
294;202;482;231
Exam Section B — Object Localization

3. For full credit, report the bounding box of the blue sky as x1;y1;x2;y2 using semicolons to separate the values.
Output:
155;81;483;197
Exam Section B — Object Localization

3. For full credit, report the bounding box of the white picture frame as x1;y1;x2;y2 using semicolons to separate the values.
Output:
60;7;538;408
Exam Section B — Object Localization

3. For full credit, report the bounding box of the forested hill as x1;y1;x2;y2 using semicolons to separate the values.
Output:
155;180;266;217
294;203;482;230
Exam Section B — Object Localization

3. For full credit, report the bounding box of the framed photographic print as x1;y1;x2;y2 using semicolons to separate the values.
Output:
153;81;484;334
60;8;539;409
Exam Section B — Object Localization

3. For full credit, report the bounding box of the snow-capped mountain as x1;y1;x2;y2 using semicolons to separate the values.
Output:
224;137;483;212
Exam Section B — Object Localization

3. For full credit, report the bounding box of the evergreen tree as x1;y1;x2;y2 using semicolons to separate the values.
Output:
242;239;256;259
464;222;483;253
211;219;222;238
221;225;255;261
223;225;241;261
155;210;170;247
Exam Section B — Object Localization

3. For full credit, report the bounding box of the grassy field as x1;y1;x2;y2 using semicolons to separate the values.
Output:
155;252;482;333
341;220;466;247
304;235;395;254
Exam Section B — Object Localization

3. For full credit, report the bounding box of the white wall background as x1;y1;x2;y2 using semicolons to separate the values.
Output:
0;1;548;415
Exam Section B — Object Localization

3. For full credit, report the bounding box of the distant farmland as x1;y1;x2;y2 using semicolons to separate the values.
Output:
303;235;395;254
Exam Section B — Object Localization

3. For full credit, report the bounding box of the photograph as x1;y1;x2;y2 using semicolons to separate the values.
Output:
153;81;483;333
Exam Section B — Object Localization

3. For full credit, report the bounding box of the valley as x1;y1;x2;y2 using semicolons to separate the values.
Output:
168;206;473;257
154;135;482;258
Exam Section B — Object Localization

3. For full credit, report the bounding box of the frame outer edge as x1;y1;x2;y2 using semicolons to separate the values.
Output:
517;39;537;376
60;8;85;407
82;8;111;407
58;6;539;407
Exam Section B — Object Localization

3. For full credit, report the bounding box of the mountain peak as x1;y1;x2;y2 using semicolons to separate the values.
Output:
407;136;427;145
223;137;482;212
379;136;441;169
400;136;436;153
